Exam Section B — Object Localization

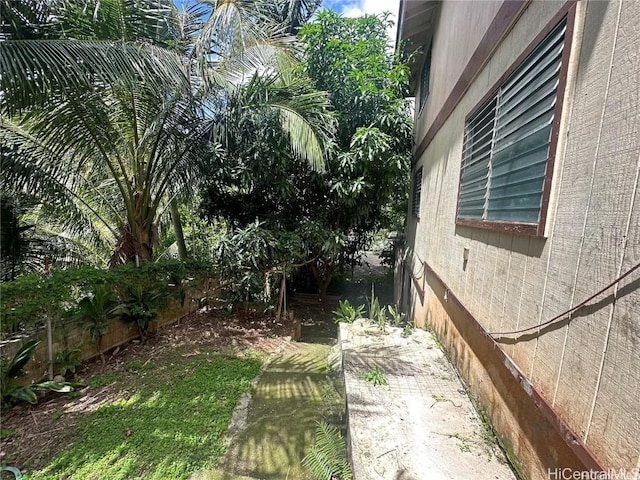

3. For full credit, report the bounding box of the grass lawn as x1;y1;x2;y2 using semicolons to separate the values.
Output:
26;351;262;480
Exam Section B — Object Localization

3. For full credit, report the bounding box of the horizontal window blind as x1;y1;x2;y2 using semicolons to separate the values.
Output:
458;17;567;225
419;46;432;113
412;167;423;217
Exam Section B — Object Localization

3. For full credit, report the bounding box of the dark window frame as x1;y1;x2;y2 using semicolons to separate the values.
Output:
455;7;576;237
412;166;423;218
418;45;432;114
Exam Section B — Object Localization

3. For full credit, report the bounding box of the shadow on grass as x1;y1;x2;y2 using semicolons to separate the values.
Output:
29;355;261;480
201;343;343;480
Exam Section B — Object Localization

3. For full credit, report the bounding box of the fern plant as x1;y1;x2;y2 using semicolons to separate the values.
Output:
302;420;353;480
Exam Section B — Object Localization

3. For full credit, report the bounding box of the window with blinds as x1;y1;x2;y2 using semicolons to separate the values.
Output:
457;17;568;230
412;167;423;217
419;46;432;113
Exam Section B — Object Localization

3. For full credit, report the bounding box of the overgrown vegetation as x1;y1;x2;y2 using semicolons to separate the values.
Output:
29;352;261;480
0;261;210;337
1;0;334;268
0;2;409;477
200;11;413;300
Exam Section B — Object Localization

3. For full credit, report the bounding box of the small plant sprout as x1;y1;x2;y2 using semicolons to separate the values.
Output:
402;324;414;337
363;366;388;386
388;305;405;327
367;285;388;332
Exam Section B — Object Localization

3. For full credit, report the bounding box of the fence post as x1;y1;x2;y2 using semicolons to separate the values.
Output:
47;317;54;380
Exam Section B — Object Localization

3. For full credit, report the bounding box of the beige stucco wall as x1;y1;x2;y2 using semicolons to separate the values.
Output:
406;0;640;474
415;0;503;143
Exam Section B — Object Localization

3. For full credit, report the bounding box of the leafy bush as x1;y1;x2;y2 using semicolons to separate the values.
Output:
0;260;212;338
54;349;81;377
1;340;40;404
75;284;119;362
116;286;162;339
213;221;308;305
332;300;365;324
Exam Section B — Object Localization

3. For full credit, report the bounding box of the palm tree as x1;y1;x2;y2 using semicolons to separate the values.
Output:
0;0;333;265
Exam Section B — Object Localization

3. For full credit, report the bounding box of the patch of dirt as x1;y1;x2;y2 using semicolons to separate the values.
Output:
0;307;294;473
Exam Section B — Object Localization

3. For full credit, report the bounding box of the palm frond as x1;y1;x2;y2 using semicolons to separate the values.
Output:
0;121;121;257
0;0;53;40
54;0;176;45
0;40;190;115
194;0;299;89
213;73;335;171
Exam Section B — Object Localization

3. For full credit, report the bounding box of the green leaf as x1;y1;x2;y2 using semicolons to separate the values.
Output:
33;381;75;393
9;385;38;404
6;340;40;379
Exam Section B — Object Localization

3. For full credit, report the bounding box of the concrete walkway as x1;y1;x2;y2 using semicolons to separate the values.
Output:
339;320;516;480
192;335;343;480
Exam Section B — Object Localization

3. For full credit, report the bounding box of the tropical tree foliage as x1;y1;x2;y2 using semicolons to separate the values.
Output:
201;10;413;297
0;0;333;270
300;10;414;229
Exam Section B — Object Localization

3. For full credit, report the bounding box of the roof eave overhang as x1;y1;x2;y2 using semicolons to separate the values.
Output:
396;0;440;95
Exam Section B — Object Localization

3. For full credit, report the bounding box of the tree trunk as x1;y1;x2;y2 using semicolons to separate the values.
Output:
170;200;188;260
110;221;156;266
311;259;335;302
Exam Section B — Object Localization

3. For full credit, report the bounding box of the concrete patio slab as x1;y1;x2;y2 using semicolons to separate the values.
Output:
339;320;516;480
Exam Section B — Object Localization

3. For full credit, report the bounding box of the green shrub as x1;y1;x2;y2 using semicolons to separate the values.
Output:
54;349;82;377
363;366;387;386
116;286;162;339
0;260;212;338
332;300;365;324
76;284;119;362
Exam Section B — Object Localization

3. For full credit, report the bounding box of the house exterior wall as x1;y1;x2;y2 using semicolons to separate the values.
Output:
415;0;503;143
402;0;640;478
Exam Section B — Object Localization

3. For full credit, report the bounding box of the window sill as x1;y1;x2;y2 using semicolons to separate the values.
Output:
455;217;545;237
